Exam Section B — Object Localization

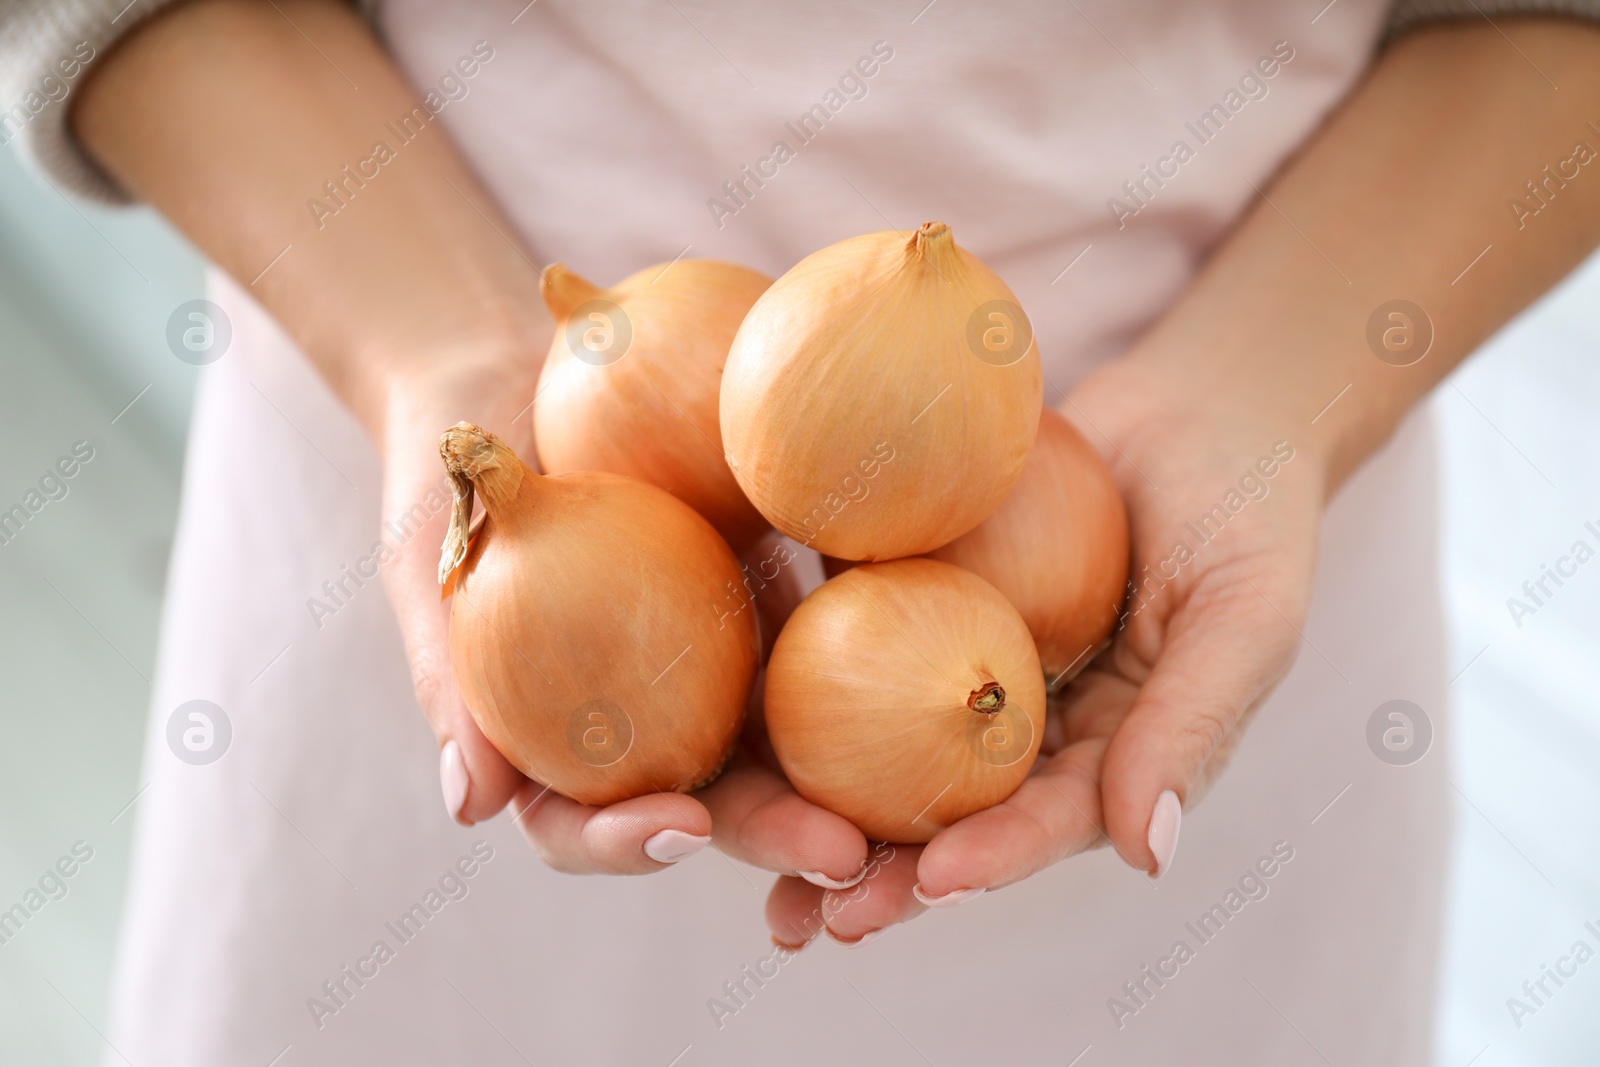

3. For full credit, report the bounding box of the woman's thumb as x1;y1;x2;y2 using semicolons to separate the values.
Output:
381;482;524;826
1098;587;1301;876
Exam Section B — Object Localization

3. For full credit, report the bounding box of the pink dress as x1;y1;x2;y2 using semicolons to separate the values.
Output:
106;2;1450;1063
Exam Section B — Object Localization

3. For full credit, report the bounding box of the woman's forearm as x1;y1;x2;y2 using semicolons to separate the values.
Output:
1125;18;1600;489
71;0;549;437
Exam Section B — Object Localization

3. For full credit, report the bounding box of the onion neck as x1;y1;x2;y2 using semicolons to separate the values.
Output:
968;681;1006;715
908;220;955;272
540;263;605;320
438;422;529;583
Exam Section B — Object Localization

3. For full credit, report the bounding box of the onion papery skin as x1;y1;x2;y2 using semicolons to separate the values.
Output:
536;260;773;552
442;425;759;806
720;222;1043;561
763;558;1045;843
929;407;1129;689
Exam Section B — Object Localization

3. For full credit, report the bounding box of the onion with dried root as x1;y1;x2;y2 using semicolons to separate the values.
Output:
930;406;1129;691
763;558;1046;843
439;423;759;806
721;222;1043;562
536;260;772;551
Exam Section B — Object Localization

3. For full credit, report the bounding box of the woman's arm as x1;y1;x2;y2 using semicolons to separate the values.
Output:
72;0;553;837
1091;16;1600;867
74;0;879;886
1138;17;1600;492
70;0;728;870
773;17;1600;944
73;0;546;423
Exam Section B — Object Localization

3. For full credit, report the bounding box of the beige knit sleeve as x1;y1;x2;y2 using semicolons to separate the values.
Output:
1387;0;1600;40
0;0;192;202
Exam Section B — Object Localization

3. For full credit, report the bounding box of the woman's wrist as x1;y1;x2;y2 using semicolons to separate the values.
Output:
343;289;551;449
1104;335;1341;495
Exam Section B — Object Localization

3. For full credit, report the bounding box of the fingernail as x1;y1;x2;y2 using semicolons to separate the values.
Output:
912;884;986;908
825;927;885;949
1147;789;1182;878
798;866;867;890
644;829;711;864
771;935;809;953
440;740;471;826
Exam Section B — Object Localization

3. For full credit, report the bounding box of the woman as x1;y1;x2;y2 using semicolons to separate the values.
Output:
6;0;1597;1062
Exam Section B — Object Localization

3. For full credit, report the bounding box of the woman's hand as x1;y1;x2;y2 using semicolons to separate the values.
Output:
73;0;1600;899
72;0;746;875
763;358;1328;944
697;534;876;894
381;353;770;872
766;16;1600;944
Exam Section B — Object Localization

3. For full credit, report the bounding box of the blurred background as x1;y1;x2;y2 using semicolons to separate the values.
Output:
0;137;1596;1064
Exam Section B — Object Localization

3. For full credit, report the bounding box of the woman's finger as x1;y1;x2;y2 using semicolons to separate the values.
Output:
914;735;1111;902
700;751;870;886
766;875;827;948
510;779;713;874
912;667;1133;901
821;843;925;945
766;842;927;948
381;441;524;826
1099;576;1303;877
742;531;810;663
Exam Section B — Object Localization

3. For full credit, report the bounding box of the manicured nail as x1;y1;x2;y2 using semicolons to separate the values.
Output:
440;740;471;825
644;829;711;864
798;866;867;890
912;885;986;908
825;927;884;949
1147;789;1182;878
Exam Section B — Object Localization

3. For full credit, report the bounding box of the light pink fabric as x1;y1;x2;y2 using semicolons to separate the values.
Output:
106;2;1450;1063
